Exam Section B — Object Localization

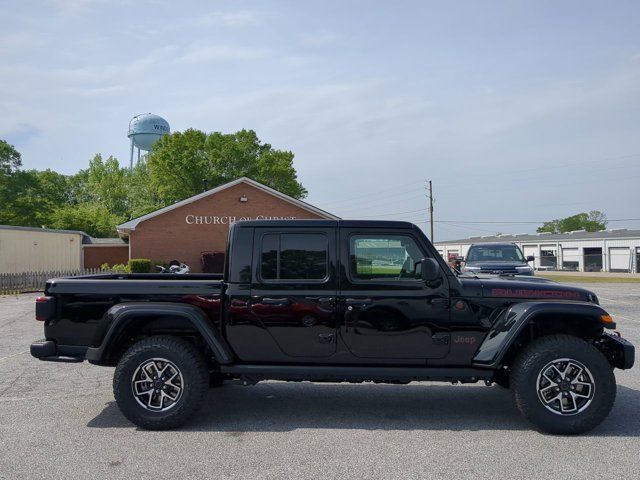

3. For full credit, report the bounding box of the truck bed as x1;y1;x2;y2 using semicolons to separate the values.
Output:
45;273;224;295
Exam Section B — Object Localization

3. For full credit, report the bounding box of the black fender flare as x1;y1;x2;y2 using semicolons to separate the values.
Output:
472;301;614;368
85;302;234;364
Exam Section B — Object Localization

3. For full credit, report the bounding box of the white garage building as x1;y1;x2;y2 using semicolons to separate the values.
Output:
434;229;640;273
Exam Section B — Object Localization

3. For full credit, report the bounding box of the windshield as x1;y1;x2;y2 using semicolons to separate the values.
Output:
466;245;525;262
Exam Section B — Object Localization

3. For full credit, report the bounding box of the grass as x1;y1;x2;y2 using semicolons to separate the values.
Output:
537;273;640;284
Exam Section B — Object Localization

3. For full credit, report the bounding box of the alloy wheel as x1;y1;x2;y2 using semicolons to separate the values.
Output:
536;358;595;416
131;358;184;412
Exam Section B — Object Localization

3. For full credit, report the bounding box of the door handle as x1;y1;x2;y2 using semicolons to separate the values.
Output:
261;298;291;306
345;298;372;307
305;296;335;305
318;333;335;344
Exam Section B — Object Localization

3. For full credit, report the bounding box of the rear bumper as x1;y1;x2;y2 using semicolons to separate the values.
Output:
601;333;635;370
30;341;86;363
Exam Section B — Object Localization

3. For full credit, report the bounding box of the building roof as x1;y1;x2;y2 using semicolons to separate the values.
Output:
0;224;87;236
117;177;339;233
84;237;127;245
0;225;127;246
434;229;640;245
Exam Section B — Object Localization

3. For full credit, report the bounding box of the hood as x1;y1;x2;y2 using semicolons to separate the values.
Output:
457;275;597;303
465;260;527;267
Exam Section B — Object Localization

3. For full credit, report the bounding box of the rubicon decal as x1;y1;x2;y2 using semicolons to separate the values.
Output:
490;288;582;299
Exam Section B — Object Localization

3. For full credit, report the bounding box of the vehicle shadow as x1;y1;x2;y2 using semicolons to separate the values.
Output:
87;383;640;436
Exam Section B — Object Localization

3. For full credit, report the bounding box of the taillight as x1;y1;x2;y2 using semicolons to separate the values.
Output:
35;296;55;322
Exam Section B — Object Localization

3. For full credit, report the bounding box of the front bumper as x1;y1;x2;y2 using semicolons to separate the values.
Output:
600;333;635;370
30;340;86;363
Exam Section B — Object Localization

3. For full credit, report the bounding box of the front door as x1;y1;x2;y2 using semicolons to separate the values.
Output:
250;227;338;358
338;229;450;360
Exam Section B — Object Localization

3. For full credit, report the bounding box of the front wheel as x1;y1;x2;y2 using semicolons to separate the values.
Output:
510;334;616;435
113;336;208;430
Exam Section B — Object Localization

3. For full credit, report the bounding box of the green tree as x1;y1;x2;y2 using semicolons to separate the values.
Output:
537;211;608;234
0;169;41;226
0;139;22;175
0;140;28;224
81;154;131;217
1;140;78;227
0;129;307;237
148;129;307;205
49;202;121;237
127;160;158;218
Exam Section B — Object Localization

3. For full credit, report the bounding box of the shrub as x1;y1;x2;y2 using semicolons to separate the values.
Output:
128;258;151;273
112;263;130;273
100;262;110;271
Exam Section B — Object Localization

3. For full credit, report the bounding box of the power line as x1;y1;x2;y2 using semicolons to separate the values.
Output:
342;207;428;218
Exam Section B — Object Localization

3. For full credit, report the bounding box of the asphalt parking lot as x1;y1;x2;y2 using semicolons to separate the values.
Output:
1;284;639;480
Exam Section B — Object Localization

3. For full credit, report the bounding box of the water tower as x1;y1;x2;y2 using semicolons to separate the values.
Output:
127;113;170;169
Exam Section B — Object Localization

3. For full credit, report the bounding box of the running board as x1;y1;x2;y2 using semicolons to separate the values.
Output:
219;365;494;384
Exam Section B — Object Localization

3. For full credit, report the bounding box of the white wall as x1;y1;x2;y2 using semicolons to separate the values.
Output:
0;229;83;273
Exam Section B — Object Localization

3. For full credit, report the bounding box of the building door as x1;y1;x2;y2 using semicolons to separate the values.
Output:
338;229;450;360
609;247;631;272
540;245;558;270
562;247;579;271
249;227;338;358
584;248;603;272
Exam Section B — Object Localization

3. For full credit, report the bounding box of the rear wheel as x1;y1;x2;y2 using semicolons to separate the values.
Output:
510;334;616;435
493;368;510;389
113;336;208;430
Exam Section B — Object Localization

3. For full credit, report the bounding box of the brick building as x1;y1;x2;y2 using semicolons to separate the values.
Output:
116;177;338;272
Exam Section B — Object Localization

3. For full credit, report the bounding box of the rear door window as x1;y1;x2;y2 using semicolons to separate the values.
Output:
260;233;328;281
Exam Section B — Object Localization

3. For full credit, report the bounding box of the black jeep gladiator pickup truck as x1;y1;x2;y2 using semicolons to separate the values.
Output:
31;220;634;434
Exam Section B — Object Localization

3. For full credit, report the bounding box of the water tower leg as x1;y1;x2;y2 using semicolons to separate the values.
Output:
129;137;134;170
137;148;141;164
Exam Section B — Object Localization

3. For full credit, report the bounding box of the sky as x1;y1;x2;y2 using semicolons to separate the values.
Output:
1;0;639;240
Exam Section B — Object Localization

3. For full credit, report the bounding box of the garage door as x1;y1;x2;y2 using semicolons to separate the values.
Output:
562;248;579;271
609;247;631;272
522;245;537;267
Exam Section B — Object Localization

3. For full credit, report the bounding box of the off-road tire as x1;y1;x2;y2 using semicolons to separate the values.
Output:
209;373;225;388
510;334;616;435
494;368;510;389
113;335;208;430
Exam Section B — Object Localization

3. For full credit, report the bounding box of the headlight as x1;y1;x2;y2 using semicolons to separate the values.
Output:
516;266;533;274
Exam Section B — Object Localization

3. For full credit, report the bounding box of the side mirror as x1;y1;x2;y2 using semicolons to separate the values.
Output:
455;256;464;262
420;258;440;282
526;256;535;262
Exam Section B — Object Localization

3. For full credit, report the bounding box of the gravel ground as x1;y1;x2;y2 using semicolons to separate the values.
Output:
1;284;638;480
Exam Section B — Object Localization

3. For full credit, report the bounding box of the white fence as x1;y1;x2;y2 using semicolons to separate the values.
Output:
0;269;106;295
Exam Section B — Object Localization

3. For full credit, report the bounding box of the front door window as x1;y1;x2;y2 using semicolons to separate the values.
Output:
350;235;424;281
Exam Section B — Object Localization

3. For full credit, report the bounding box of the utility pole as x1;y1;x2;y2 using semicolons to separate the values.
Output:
426;180;434;242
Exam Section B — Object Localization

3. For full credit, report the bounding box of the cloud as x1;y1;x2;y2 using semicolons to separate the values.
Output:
176;44;270;64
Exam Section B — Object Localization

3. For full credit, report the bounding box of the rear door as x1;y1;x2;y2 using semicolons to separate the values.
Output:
249;227;338;357
338;227;450;360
